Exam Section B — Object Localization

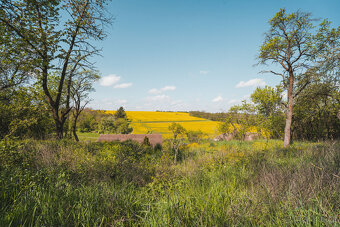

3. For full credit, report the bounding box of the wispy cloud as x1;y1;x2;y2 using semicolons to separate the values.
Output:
148;88;161;94
99;74;121;86
147;95;170;101
148;85;176;94
199;70;209;75
212;95;223;102
161;86;176;91
114;83;132;89
236;78;266;88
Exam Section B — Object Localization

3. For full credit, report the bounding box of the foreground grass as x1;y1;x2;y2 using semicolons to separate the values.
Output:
0;139;339;226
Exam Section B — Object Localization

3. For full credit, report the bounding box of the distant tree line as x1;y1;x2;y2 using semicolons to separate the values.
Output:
189;111;234;122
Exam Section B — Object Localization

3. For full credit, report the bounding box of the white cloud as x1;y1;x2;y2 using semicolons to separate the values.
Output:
114;83;132;89
147;95;170;101
148;88;161;94
212;95;223;102
148;85;176;94
200;70;209;74
161;86;176;91
99;74;121;86
236;78;266;88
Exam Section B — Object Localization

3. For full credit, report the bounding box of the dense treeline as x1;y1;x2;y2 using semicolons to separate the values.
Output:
190;84;340;141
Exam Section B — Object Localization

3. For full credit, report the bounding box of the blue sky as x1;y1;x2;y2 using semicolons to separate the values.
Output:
89;0;340;112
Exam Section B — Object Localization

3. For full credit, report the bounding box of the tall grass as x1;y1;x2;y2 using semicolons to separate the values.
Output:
0;139;339;226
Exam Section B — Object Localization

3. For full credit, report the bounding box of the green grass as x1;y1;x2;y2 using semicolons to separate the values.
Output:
77;132;99;142
0;139;339;226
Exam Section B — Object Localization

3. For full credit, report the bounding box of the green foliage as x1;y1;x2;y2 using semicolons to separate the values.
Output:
100;117;133;134
168;123;187;164
79;115;97;132
99;107;133;134
293;82;340;140
142;136;151;146
114;106;127;120
0;87;54;139
186;130;205;143
223;101;258;139
168;122;186;140
0;0;112;139
251;86;285;138
251;85;283;117
258;9;340;146
259;8;314;67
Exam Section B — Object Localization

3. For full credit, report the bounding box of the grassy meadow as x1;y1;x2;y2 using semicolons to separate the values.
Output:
1;2;339;226
1;138;339;226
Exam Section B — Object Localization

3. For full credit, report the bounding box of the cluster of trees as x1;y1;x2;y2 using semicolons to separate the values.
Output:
99;107;133;134
257;9;339;147
218;86;285;140
217;9;339;146
218;81;339;142
0;0;112;140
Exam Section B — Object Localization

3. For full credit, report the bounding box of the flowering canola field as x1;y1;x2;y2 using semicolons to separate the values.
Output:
104;111;220;137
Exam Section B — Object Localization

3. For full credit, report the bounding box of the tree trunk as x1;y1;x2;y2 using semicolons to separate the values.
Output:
72;114;79;142
174;148;178;165
284;72;294;148
55;119;64;140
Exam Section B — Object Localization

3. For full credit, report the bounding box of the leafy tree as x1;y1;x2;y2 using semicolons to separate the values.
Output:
0;0;112;139
71;70;99;141
100;116;116;134
99;106;132;134
251;86;283;117
251;86;285;138
0;87;54;139
99;117;132;134
186;130;205;143
168;123;186;164
292;77;340;140
258;9;321;147
312;19;340;124
114;106;127;120
113;118;133;134
0;13;33;91
79;115;97;132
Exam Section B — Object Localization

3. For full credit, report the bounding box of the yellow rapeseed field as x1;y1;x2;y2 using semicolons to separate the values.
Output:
104;111;220;138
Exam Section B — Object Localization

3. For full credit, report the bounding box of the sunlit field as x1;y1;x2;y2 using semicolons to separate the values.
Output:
103;111;220;138
105;111;209;122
